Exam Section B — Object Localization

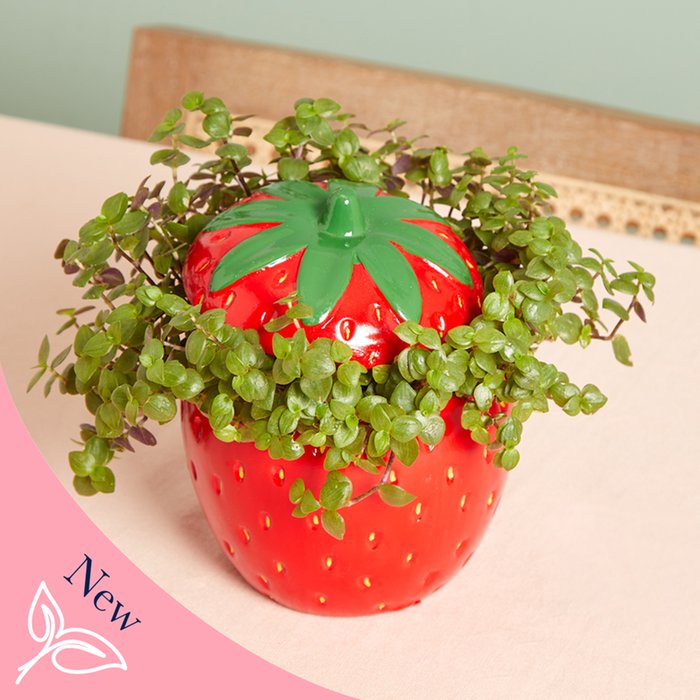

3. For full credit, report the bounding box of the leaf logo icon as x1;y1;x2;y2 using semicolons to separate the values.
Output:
16;581;127;684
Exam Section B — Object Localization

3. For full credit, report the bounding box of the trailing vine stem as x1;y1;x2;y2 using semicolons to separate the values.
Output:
347;452;396;508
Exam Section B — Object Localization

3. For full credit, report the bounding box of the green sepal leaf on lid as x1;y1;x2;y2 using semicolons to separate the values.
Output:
209;224;312;292
297;244;354;323
357;238;422;322
375;219;474;288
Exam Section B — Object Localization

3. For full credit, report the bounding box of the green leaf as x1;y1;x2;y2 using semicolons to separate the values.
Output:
101;193;128;223
473;383;493;411
84;435;110;464
319;471;353;510
378;484;415;506
371;365;390;384
482;292;511;322
82;332;113;358
182;91;204;110
27;368;46;392
69;450;95;477
186;330;215;366
391;437;419;466
299;376;333;402
143;394;178;422
390;381;417;412
553;313;583;344
419;415;445;445
209;394;234;432
368;430;391;458
313;97;341;117
332;128;359;158
167;181;190;215
447;325;475;349
357;459;380;474
418;328;442;350
300;348;336;379
73;476;97;496
470;426;491;445
91;466;116;493
394;322;421;344
299;489;321;515
341;154;381;184
289;478;305;504
499;448;520;470
419;389;440;415
320;510;345;540
391;415;422;442
612;334;633;366
581;384;608;414
474;328;507;353
95;403;123;439
202;112;231;139
602;298;630;321
157;293;190;315
330;341;353;364
38;335;50;366
278;157;309;181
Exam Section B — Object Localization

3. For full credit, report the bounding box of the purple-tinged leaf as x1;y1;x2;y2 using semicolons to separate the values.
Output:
129;425;157;446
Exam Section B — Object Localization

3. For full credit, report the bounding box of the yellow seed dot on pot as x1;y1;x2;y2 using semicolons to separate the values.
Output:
325;556;334;570
487;492;495;507
460;494;468;511
389;469;397;483
311;514;320;526
368;532;376;543
362;577;372;589
275;561;285;574
377;603;386;611
237;465;245;481
405;553;414;564
415;502;423;519
483;446;488;459
318;595;327;605
238;527;251;544
446;466;455;484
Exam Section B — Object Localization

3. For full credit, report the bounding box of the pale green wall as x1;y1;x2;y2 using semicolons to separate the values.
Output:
1;0;698;134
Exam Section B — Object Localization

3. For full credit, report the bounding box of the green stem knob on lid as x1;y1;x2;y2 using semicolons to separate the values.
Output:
320;182;366;243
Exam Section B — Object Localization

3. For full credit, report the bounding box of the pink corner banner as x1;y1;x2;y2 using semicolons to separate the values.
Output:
0;367;348;699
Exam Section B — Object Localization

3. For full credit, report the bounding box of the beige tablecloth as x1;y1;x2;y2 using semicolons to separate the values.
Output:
1;116;698;699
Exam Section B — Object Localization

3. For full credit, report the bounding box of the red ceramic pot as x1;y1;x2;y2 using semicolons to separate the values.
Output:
181;398;507;616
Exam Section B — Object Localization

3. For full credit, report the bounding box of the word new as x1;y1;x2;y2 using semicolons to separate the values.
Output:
64;554;142;631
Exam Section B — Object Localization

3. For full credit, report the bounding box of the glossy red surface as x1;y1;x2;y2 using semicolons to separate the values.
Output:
182;190;483;367
181;399;507;616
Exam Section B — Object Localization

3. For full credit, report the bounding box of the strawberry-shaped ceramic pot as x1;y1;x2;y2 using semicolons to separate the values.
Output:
181;180;507;615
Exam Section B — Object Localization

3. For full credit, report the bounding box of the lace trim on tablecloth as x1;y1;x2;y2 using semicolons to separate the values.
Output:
185;113;700;245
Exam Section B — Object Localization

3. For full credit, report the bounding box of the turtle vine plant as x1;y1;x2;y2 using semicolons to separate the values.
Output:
31;94;655;540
